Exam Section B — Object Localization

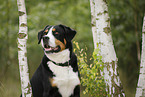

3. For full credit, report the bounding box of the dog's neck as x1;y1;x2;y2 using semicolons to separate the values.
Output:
44;49;70;64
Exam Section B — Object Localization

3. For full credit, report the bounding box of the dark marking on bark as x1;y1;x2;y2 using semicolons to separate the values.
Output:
106;18;110;23
105;62;110;71
26;83;32;94
103;27;111;35
18;47;22;51
25;52;27;57
103;0;107;4
18;4;22;6
91;23;95;26
97;12;103;16
107;86;110;96
21;80;24;85
19;11;25;16
91;15;93;18
22;58;24;61
93;1;95;5
24;81;32;96
142;89;145;96
96;18;99;20
18;33;27;39
98;42;104;45
112;61;115;71
18;42;23;47
111;76;123;96
20;23;27;27
21;66;24;72
97;10;108;16
104;10;108;14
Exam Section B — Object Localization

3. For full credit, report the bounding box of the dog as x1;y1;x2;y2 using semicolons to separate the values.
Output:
30;24;80;97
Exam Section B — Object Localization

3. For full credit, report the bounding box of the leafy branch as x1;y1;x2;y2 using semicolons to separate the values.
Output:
74;41;107;97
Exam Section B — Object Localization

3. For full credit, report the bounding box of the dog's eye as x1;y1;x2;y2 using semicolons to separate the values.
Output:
44;29;48;35
44;32;47;35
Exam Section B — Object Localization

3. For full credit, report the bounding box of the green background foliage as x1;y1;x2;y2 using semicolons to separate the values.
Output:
0;0;145;97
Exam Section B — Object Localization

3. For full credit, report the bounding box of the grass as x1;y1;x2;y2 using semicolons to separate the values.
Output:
0;76;21;97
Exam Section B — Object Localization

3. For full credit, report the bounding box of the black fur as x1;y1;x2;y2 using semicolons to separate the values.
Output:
55;24;76;42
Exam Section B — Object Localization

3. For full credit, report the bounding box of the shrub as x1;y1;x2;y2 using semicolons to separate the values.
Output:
74;41;107;97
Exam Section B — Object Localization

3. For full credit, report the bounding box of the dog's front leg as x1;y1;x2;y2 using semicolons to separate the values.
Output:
42;79;51;97
72;85;80;97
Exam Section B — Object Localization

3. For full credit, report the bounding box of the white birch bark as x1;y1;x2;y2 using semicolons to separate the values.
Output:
90;0;124;96
135;15;145;97
17;0;32;97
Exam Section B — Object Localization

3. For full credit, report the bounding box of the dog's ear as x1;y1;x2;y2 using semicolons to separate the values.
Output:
38;30;43;44
59;24;76;42
38;25;50;44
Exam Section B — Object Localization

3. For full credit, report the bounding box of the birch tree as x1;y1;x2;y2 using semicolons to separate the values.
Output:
90;0;124;96
135;15;145;97
17;0;32;96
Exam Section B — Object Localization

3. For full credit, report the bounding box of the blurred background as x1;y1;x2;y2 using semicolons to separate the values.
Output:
0;0;145;97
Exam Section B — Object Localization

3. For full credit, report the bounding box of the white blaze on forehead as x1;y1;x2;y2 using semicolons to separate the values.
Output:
45;26;56;47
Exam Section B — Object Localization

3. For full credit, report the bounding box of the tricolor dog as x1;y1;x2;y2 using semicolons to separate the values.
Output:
31;24;80;97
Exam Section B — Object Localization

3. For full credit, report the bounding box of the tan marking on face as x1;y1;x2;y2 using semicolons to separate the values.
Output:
64;38;66;45
52;28;56;31
45;29;48;32
49;78;57;87
55;32;59;34
55;39;66;51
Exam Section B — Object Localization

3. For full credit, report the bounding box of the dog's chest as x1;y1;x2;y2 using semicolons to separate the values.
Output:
47;61;80;97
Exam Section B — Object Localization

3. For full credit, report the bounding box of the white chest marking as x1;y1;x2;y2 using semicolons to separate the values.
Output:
47;61;80;97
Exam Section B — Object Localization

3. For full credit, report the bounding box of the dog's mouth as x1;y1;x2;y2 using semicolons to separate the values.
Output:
44;44;61;53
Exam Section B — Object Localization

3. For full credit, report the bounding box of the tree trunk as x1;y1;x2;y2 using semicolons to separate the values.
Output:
17;0;32;96
135;15;145;97
90;0;124;96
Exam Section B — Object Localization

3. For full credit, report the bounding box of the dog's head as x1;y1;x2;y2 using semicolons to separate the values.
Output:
38;24;76;53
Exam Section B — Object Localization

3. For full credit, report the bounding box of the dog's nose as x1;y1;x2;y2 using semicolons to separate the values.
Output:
43;36;49;46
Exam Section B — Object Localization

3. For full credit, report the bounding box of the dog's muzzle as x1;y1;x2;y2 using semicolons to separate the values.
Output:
42;36;61;53
43;36;49;48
